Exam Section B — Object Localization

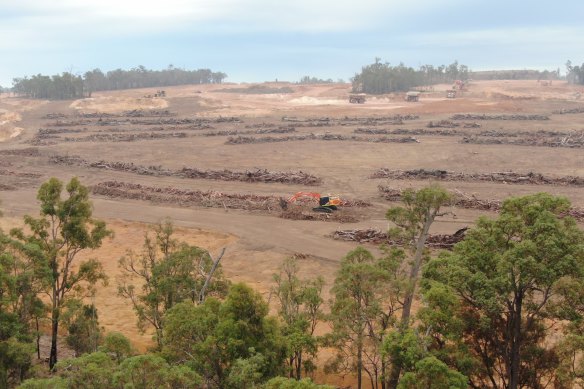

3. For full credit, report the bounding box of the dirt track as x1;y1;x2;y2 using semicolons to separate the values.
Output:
1;80;584;363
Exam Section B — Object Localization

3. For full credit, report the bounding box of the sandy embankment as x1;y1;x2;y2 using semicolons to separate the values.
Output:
0;111;23;142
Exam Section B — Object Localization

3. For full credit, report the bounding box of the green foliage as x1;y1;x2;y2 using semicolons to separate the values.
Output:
327;246;408;388
297;76;335;84
100;332;134;363
62;301;102;356
397;356;467;389
163;284;286;388
352;59;468;94
272;258;324;379
13;177;111;369
118;220;228;349
17;377;67;389
54;352;117;388
566;60;584;85
226;352;266;389
115;354;201;389
263;377;335;389
12;66;227;100
422;193;584;388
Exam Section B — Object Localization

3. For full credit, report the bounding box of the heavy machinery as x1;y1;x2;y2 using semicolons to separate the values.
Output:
405;91;421;102
280;192;342;213
349;94;366;104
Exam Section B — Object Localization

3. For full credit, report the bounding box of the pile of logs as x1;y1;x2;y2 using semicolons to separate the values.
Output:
49;155;323;185
450;114;549;121
62;132;188;142
0;148;40;157
226;134;419;145
371;168;584;187
91;181;282;211
378;185;502;211
332;227;468;249
552;107;584;114
427;120;460;128
201;128;296;136
355;128;462;136
91;181;366;223
461;133;584;148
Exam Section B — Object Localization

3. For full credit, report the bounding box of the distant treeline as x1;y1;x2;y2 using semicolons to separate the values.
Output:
297;76;340;84
11;65;227;100
351;59;469;94
566;60;584;85
469;69;560;81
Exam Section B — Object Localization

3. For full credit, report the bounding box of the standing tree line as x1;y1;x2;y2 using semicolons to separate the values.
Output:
11;65;227;100
1;178;584;389
566;60;584;85
351;59;469;94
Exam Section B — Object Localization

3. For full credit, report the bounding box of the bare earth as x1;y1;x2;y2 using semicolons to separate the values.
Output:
1;80;583;386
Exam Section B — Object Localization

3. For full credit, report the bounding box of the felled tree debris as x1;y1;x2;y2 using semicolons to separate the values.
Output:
91;181;365;223
331;227;468;249
427;120;460;128
355;128;462;136
281;115;419;127
201;128;296;136
91;181;282;211
226;134;419;145
450;113;549;121
0;169;42;178
552;107;584;114
49;155;323;185
38;128;88;135
378;185;502;211
461;133;584;148
0;148;40;157
371;168;584;187
62;132;188;142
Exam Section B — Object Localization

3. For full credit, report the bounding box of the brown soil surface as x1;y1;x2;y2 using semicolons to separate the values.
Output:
1;80;583;386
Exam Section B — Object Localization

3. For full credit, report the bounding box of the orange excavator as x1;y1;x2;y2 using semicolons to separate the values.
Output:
280;192;342;213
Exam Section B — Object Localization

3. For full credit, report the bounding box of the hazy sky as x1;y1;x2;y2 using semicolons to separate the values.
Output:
1;0;583;86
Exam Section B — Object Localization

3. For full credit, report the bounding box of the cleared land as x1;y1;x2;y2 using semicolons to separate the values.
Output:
1;80;584;385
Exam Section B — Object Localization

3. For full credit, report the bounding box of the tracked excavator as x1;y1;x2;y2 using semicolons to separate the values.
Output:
280;192;342;213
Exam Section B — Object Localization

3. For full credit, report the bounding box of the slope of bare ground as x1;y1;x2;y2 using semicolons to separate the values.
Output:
1;80;583;385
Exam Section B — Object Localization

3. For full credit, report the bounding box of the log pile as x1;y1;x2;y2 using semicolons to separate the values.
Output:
355;128;462;136
427;120;460;128
49;155;323;185
0;148;40;157
552;107;584;114
91;181;282;211
281;115;419;127
371;168;584;187
0;169;42;178
378;185;502;211
450;114;549;121
202;128;296;136
61;132;188;143
226;135;419;145
91;181;364;223
332;227;468;249
461;133;584;148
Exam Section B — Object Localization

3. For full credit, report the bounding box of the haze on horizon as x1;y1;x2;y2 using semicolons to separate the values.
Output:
1;0;583;87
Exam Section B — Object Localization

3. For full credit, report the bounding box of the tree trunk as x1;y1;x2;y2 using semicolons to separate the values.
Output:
296;351;302;380
49;305;59;369
388;213;434;388
357;334;363;389
36;317;41;360
509;294;523;389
